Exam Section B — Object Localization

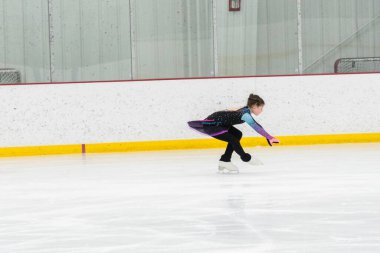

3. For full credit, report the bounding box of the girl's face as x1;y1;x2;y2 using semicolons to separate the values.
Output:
250;104;264;116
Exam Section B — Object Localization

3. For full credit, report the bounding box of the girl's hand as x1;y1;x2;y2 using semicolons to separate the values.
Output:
266;137;280;146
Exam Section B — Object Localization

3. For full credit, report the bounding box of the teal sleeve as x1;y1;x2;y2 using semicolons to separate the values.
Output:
241;113;273;140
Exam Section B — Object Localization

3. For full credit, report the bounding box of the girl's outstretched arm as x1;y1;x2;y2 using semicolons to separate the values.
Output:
241;113;279;146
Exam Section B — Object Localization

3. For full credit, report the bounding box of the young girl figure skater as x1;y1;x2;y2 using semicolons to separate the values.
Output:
188;94;279;173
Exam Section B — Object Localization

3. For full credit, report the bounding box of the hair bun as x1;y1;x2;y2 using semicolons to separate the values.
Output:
247;94;265;107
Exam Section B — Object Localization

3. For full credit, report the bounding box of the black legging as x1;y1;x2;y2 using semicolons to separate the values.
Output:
212;126;251;162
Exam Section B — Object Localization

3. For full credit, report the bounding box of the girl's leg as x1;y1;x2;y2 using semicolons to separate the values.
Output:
213;127;251;162
220;127;242;161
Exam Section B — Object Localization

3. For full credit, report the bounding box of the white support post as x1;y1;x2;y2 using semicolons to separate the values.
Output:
297;0;303;74
212;0;218;76
48;0;54;81
129;0;136;80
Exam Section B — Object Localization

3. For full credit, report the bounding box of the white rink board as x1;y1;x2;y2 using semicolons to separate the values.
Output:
1;74;380;147
0;143;379;252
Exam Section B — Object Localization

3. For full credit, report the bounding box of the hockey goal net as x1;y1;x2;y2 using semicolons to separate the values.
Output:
334;57;380;73
0;68;21;84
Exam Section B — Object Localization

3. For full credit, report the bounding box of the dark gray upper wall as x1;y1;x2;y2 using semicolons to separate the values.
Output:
1;0;380;83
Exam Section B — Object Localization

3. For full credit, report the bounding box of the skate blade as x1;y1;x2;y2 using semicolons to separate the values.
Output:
218;168;239;174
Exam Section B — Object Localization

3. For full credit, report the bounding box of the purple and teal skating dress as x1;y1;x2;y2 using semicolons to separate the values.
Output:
188;106;273;141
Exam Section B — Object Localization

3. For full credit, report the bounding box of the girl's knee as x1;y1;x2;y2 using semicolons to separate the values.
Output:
230;128;243;140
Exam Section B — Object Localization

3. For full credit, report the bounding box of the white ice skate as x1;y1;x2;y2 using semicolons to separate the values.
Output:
218;161;239;174
247;156;263;166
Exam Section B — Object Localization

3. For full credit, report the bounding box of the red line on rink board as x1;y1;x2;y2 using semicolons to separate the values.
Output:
1;72;380;87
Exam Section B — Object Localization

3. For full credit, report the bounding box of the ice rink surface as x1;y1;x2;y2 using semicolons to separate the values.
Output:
0;143;380;253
